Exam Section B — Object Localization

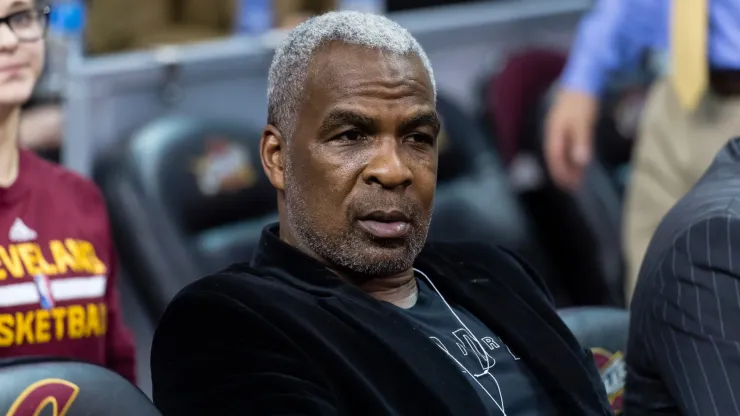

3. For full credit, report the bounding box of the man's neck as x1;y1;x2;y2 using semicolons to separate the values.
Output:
0;107;21;188
355;271;418;309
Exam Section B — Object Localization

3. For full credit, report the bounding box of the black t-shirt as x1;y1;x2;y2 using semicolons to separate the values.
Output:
397;273;557;415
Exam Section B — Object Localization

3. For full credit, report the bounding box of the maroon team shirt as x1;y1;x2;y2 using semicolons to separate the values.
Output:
0;149;136;383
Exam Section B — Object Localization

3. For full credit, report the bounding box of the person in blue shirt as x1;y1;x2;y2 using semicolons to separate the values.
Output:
546;1;740;414
546;0;740;299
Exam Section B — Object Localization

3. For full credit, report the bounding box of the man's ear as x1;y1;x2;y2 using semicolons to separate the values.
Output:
260;125;286;191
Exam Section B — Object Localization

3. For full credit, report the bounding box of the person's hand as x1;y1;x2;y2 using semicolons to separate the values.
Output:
544;88;599;190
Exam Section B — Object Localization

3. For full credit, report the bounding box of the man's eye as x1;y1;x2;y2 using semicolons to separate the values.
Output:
336;130;366;141
408;133;434;145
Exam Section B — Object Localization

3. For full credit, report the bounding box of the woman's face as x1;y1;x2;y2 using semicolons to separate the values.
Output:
0;0;44;107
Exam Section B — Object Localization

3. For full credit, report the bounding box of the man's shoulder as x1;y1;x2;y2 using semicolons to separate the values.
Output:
666;141;740;228
645;154;740;267
169;263;315;315
420;241;552;301
422;241;512;265
180;262;292;295
668;168;740;226
639;145;740;281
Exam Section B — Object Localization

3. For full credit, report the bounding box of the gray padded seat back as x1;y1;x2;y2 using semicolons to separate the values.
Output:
0;358;160;416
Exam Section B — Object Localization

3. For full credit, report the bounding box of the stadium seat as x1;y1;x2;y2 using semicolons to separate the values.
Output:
96;116;275;318
430;95;568;305
481;50;652;306
481;49;624;306
592;78;652;198
511;87;626;307
559;307;629;353
483;48;653;306
559;307;628;414
0;357;160;415
482;57;645;307
482;47;646;187
431;95;530;247
482;49;567;167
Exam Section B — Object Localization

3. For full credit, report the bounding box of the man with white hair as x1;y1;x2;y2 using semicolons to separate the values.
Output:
150;11;611;415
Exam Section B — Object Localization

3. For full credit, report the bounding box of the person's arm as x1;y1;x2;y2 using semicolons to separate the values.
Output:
103;245;138;384
85;184;137;383
560;0;661;95
151;286;339;415
643;215;740;415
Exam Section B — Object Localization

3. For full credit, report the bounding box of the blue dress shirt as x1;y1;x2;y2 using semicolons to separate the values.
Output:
561;0;740;95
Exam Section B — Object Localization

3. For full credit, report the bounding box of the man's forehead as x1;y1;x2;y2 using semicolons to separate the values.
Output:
307;42;430;95
292;42;435;136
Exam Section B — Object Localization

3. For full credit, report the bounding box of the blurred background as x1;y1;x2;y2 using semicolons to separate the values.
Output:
31;0;651;396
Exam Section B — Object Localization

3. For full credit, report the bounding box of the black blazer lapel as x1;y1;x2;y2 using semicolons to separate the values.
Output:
416;253;610;415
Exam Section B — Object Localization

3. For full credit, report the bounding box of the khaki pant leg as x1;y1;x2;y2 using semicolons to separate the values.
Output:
623;78;740;301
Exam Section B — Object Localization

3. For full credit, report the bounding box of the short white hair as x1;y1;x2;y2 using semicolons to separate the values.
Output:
267;11;436;140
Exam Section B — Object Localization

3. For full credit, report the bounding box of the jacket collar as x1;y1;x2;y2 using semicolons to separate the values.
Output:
251;223;349;288
252;224;322;273
251;224;489;293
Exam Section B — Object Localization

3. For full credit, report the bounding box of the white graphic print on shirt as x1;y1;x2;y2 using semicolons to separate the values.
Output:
429;328;520;415
402;269;555;415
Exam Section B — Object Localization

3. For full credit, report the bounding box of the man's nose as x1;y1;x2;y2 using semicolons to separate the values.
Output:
362;138;413;189
0;24;20;51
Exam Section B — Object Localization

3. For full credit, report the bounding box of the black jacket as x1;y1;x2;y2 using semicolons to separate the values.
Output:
151;225;611;415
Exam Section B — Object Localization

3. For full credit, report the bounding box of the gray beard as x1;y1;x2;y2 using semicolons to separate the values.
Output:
284;170;429;277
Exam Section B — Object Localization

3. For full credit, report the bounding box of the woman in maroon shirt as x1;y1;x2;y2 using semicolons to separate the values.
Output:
0;0;136;383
